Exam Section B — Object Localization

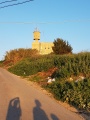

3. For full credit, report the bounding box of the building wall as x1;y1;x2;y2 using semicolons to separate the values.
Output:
32;29;53;54
32;41;54;54
40;42;53;54
32;41;40;52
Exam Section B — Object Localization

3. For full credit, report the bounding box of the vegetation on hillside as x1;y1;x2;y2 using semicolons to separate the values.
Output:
1;47;90;112
52;38;73;54
8;54;55;76
47;78;90;111
0;60;5;67
8;52;90;111
8;52;90;78
4;48;39;65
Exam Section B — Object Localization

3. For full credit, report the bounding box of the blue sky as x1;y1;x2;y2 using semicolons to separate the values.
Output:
0;0;90;60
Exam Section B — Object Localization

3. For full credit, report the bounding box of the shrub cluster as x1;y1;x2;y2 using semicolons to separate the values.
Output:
53;52;90;79
4;48;39;64
47;78;90;111
8;52;90;78
8;55;55;76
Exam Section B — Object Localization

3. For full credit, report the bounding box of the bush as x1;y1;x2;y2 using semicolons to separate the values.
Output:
8;55;55;76
52;38;73;54
47;79;90;111
8;52;90;79
4;48;39;64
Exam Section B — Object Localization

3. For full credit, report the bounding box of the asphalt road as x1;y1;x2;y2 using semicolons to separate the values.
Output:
0;67;84;120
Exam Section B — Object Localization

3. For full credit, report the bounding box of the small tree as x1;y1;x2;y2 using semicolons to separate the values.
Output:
52;38;73;54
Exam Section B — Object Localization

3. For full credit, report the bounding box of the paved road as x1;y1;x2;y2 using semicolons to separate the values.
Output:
0;67;84;120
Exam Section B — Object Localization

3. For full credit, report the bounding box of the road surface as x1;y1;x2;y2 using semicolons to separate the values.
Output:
0;67;84;120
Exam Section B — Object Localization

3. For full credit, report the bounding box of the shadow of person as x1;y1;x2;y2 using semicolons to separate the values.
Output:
33;99;49;120
51;113;59;120
6;97;22;120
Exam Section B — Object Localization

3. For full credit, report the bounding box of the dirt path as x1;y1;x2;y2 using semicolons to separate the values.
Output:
0;67;85;120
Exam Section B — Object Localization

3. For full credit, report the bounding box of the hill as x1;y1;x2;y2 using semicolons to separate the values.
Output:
1;52;90;113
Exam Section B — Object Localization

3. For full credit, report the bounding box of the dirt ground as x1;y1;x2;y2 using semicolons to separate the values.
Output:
2;64;90;120
1;67;85;120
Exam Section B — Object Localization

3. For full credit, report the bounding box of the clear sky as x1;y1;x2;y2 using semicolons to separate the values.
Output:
0;0;90;60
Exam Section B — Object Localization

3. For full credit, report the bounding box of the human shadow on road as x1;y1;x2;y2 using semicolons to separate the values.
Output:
6;97;22;120
33;99;49;120
33;99;59;120
51;113;59;120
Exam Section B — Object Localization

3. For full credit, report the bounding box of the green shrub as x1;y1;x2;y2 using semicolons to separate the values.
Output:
47;79;90;111
8;52;90;78
8;55;54;76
